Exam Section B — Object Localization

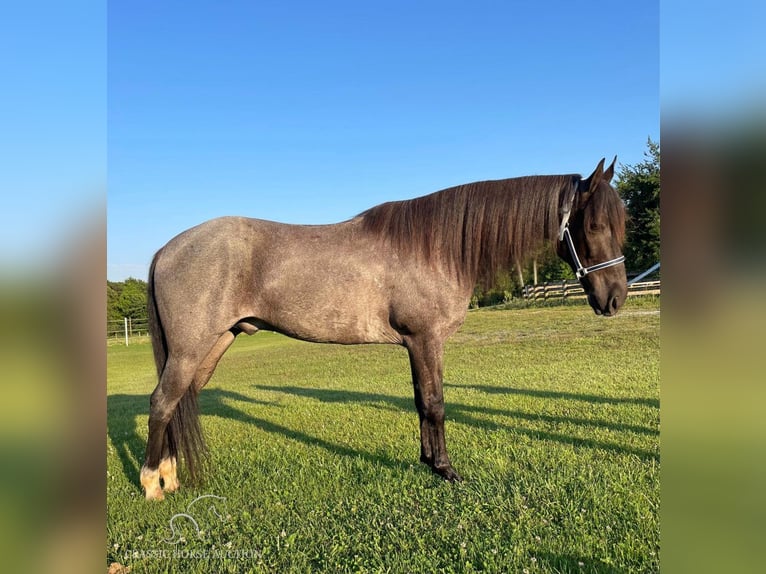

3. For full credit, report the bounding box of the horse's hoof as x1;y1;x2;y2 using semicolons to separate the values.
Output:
434;464;463;482
140;465;165;501
144;486;165;501
162;478;180;493
159;457;180;493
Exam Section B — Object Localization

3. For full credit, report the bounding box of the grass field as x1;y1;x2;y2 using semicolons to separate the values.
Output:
107;299;659;573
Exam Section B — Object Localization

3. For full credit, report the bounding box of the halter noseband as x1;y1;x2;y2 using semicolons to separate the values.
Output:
558;185;625;280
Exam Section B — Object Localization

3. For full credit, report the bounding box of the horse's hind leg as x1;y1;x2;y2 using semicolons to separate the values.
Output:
193;329;238;392
141;356;199;501
154;330;240;496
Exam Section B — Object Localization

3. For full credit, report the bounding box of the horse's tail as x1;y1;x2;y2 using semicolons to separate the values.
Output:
147;250;167;378
147;250;206;482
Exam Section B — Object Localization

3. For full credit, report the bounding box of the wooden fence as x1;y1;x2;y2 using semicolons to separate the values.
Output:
522;279;660;301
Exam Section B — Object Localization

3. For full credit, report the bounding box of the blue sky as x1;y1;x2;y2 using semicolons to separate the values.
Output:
106;0;659;281
4;2;764;283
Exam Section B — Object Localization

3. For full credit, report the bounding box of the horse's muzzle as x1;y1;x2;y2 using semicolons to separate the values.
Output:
588;286;625;317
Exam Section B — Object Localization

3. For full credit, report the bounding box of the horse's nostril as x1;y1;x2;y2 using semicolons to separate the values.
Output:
610;295;620;312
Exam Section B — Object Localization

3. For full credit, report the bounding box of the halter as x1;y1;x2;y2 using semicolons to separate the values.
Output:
559;224;625;279
558;185;625;280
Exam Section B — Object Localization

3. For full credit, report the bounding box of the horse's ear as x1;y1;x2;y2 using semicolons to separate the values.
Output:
603;156;617;183
579;158;606;195
588;158;605;183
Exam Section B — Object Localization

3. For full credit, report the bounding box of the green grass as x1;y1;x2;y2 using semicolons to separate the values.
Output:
107;300;659;573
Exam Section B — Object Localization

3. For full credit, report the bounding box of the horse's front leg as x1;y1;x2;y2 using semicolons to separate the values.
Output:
406;335;462;482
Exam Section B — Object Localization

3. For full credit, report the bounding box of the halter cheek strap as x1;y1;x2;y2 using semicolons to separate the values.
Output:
558;184;625;279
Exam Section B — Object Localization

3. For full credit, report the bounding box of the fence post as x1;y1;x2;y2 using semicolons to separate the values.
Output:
124;317;129;346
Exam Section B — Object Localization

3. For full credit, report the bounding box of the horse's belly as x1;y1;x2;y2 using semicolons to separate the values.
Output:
256;266;401;345
265;308;399;345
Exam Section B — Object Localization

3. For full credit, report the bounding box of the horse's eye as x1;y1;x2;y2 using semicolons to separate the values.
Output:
589;222;606;233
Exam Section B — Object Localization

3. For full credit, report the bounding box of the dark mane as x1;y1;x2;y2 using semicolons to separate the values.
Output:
358;175;579;287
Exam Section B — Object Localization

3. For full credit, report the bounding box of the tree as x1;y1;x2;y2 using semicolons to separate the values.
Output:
529;243;575;284
112;278;148;321
616;139;660;273
107;282;123;323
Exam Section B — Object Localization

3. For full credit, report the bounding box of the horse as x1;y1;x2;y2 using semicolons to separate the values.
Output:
140;158;627;500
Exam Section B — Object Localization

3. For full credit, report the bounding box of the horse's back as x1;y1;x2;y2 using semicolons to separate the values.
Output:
153;214;472;348
152;216;410;345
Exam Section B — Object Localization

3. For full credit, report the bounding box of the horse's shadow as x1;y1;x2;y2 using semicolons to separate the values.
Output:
107;388;414;486
107;382;658;487
253;383;659;460
451;383;659;409
107;389;279;485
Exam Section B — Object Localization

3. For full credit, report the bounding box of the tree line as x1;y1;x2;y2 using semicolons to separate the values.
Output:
107;278;148;329
107;140;660;323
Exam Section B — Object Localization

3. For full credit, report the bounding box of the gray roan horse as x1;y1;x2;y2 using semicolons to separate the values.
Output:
141;158;627;500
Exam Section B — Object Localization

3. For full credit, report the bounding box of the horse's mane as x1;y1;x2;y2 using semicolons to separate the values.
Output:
359;175;582;287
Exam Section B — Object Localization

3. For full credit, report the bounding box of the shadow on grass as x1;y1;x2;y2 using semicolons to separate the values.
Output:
108;379;658;489
535;552;625;574
107;388;411;488
254;384;659;461
448;383;659;409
